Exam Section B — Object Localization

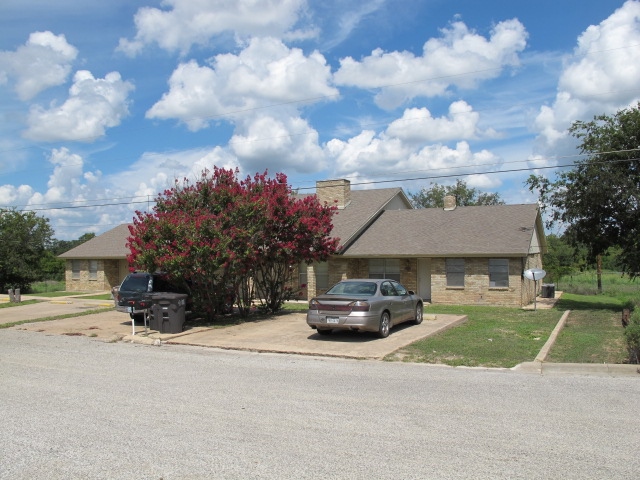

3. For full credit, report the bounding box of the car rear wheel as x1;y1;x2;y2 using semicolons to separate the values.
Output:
378;311;390;338
413;304;423;325
316;328;332;335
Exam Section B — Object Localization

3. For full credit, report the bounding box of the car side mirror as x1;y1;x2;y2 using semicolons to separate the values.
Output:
408;291;415;295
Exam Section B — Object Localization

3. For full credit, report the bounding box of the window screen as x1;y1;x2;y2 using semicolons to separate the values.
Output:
299;262;329;289
72;260;81;280
446;258;465;287
369;259;400;281
489;259;509;287
89;260;98;280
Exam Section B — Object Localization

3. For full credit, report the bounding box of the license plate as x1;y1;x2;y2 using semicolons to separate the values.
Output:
326;316;339;324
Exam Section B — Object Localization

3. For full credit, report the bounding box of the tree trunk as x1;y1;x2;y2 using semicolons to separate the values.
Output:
597;254;603;294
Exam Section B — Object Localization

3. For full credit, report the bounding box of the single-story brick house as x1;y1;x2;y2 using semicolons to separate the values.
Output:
60;178;546;307
58;223;131;292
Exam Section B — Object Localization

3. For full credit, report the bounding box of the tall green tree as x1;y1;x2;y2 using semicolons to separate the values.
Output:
527;103;640;280
409;179;504;208
0;209;54;292
40;232;97;282
50;232;96;256
542;234;586;282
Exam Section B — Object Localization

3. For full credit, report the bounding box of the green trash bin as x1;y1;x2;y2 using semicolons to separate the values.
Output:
149;293;188;334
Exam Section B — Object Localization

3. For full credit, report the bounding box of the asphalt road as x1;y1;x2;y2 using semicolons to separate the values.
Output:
1;329;639;480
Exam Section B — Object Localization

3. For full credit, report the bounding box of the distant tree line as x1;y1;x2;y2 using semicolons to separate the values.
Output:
0;208;94;293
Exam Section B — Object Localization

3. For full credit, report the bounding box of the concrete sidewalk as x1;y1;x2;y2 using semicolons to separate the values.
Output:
0;294;114;324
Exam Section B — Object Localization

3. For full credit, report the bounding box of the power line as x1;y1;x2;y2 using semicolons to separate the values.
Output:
10;154;639;211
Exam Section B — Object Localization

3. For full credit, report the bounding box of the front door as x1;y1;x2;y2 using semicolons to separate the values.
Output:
417;258;431;302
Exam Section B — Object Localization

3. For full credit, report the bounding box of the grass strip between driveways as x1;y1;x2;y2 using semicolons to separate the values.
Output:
31;291;85;298
543;293;627;364
0;308;114;329
0;300;40;309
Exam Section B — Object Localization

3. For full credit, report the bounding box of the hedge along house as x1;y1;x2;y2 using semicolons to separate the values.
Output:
300;179;546;307
58;223;131;292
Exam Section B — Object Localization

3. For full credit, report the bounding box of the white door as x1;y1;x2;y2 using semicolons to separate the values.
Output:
417;258;431;301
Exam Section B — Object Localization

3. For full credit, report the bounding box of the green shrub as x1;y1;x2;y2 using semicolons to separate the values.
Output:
624;310;640;364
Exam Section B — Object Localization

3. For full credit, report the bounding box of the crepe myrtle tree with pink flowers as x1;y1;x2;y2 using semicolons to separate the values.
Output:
127;168;339;319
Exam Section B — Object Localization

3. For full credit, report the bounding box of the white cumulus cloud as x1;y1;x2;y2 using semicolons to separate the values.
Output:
334;18;528;109
147;37;338;130
386;101;481;143
118;0;309;56
230;114;326;173
0;31;78;100
533;0;640;153
325;101;497;179
24;70;134;142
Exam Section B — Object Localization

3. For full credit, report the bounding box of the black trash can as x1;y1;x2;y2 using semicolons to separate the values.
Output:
541;283;555;299
148;293;188;334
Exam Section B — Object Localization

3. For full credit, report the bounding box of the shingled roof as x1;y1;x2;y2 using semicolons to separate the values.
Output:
59;224;132;259
329;187;411;251
342;204;544;257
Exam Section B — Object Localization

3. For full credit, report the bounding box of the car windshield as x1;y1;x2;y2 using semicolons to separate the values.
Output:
326;281;377;296
121;275;151;292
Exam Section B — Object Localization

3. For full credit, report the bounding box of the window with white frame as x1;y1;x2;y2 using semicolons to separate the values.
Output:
489;259;509;287
446;258;465;287
72;260;81;280
89;260;98;280
369;259;400;281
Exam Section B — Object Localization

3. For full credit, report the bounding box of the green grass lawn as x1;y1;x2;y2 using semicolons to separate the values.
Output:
69;294;113;301
0;299;40;309
387;305;561;368
31;291;84;298
545;293;628;364
387;293;632;367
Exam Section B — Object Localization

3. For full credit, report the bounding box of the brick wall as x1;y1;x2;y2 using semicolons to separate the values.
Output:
303;255;540;307
430;256;536;307
400;258;417;293
64;259;129;292
64;259;107;292
316;179;351;208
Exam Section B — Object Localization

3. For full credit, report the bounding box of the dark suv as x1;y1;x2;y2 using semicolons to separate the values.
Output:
115;272;187;320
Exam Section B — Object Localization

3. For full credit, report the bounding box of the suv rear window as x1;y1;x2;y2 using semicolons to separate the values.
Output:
120;275;152;292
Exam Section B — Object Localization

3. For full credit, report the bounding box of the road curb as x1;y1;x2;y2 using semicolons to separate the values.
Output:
514;361;639;376
535;309;571;362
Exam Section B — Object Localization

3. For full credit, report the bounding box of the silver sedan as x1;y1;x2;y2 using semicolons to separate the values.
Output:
306;279;423;338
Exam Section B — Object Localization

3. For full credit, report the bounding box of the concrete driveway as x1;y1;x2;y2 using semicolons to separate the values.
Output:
3;294;466;360
164;312;467;359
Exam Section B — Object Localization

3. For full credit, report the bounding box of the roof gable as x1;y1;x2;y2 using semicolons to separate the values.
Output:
58;224;132;259
342;204;543;257
329;187;412;251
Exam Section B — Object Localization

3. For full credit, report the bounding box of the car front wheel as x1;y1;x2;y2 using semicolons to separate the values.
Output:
378;311;391;338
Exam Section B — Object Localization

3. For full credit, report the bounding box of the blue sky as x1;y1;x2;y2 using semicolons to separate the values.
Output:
1;0;638;239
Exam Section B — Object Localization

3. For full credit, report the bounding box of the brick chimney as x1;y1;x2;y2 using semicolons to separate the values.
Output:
316;179;351;209
444;195;457;211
